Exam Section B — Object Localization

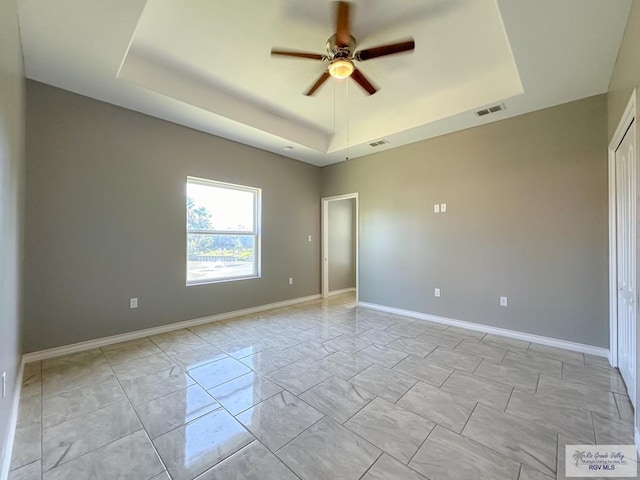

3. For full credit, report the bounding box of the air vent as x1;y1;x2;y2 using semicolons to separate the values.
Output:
369;139;389;147
475;103;506;117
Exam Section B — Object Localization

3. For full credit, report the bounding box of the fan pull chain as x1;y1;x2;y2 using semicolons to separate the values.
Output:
333;79;337;134
345;79;350;161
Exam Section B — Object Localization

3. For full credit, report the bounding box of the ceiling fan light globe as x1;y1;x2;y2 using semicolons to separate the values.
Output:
329;59;354;79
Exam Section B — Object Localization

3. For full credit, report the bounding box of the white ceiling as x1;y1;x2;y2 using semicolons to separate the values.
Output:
16;0;632;166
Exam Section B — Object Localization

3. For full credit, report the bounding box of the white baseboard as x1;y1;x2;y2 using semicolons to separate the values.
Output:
608;349;617;368
23;294;321;363
358;301;609;358
327;288;356;297
1;358;24;480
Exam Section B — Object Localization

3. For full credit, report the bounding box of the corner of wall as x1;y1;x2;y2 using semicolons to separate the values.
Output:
0;0;26;474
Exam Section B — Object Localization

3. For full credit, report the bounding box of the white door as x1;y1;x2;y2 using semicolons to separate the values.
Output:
616;118;636;406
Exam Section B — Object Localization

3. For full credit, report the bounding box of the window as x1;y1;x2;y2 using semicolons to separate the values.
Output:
186;177;261;285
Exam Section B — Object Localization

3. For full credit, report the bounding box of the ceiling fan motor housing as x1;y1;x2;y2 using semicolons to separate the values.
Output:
326;34;356;60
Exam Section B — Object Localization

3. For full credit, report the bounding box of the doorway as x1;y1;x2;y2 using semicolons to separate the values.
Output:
321;193;358;300
609;90;637;407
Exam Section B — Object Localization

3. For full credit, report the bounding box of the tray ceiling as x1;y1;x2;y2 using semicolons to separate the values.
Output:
16;0;632;166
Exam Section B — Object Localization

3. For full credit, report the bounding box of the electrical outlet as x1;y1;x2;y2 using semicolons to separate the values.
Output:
288;277;293;285
308;235;312;242
500;296;508;307
440;203;447;213
130;297;138;309
1;372;6;399
434;288;441;297
433;204;440;213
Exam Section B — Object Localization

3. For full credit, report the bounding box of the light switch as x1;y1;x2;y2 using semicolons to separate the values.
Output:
500;296;508;307
434;204;440;213
130;298;138;309
308;235;312;242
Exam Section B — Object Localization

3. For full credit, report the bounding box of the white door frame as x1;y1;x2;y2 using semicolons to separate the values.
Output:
321;193;359;300
609;89;637;368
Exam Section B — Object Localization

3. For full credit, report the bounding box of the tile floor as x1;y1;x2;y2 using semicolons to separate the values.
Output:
7;294;636;480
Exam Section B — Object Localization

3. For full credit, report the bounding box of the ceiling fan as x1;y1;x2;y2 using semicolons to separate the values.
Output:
271;1;415;96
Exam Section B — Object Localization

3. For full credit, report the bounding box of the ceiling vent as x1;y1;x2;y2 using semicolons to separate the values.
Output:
369;139;389;147
475;103;506;117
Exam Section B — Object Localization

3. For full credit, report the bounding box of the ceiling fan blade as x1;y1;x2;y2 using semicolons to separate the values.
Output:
271;49;325;60
335;1;351;47
355;39;415;61
305;71;331;96
351;68;377;95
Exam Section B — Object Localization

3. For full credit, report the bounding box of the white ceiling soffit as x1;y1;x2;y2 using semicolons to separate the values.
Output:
17;0;631;166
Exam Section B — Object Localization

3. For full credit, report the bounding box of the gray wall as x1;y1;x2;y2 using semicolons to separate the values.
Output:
322;95;609;347
22;67;613;352
328;198;356;292
608;0;640;141
24;81;321;352
0;0;25;469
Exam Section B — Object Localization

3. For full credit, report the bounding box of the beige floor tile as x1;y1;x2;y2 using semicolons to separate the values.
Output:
455;338;508;362
134;385;221;438
189;356;252;389
120;367;194;405
197;441;297;480
345;397;435;463
502;351;562;377
462;404;557;477
43;430;164;480
474;359;540;392
111;353;177;382
354;344;409;368
441;370;513;410
8;460;41;480
425;346;482;373
42;401;141;472
392;354;453;387
363;454;427;480
351;364;417;402
277;417;381;480
410;425;520;480
480;334;530;354
506;389;595;443
101;338;162;365
528;343;584;366
236;391;323;451
397;381;476;432
208;372;282;415
43;377;126;427
315;351;372;380
10;422;41;471
536;374;620;419
300;376;375;423
265;360;332;395
10;295;636;480
153;410;253;480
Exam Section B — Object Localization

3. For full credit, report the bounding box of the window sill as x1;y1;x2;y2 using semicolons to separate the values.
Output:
186;274;261;287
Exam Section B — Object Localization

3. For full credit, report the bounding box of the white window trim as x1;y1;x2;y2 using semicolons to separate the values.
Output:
186;176;262;286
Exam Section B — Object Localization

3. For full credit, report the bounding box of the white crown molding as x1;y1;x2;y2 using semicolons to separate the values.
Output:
358;301;609;358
